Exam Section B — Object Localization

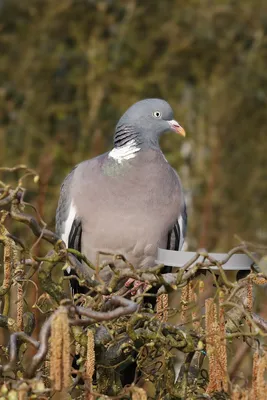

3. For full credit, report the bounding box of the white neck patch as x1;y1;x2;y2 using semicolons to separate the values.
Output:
108;139;140;164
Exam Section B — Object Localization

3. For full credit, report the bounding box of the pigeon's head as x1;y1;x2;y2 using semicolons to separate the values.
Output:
114;99;185;148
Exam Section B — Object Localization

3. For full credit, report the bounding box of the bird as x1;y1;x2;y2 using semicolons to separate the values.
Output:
56;98;187;289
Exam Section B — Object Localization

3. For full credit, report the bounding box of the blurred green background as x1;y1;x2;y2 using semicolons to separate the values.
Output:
0;0;267;252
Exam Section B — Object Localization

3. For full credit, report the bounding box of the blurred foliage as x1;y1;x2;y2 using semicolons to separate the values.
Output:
0;0;267;250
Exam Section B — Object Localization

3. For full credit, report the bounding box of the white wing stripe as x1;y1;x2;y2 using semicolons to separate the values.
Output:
178;214;185;250
61;201;77;247
61;202;77;276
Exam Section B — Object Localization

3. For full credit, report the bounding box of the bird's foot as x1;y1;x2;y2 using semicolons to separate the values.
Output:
124;278;148;296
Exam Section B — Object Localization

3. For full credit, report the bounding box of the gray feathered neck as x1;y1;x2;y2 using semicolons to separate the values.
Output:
114;123;144;148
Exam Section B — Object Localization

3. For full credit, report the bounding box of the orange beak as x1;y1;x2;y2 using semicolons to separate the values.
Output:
168;119;186;137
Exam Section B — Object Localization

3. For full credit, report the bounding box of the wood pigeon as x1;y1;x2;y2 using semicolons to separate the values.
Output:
56;99;187;287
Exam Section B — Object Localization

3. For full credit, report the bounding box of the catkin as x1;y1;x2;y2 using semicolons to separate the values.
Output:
43;345;51;388
181;280;194;323
256;353;267;400
246;278;253;330
251;351;267;400
252;276;267;285
205;298;217;394
3;239;12;290
218;291;228;392
50;306;71;391
252;351;259;400
0;216;13;294
205;296;228;394
16;283;23;331
192;292;198;329
156;293;168;322
85;330;95;400
193;280;204;330
180;284;189;323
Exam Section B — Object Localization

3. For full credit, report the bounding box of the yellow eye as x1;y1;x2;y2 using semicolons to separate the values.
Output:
153;111;162;118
